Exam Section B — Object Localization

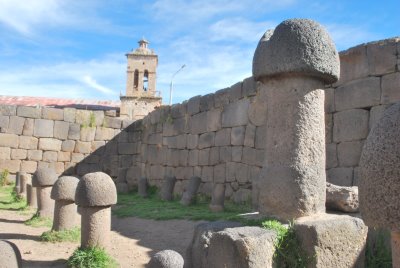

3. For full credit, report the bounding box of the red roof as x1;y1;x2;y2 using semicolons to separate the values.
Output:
0;95;120;111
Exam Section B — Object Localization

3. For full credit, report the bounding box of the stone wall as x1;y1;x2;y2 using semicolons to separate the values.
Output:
0;105;128;180
0;37;398;202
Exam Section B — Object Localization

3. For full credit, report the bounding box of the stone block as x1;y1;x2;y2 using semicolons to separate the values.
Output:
71;153;84;163
337;140;364;167
63;108;76;122
0;147;10;160
369;105;389;130
17;106;41;118
255;126;266;149
242;76;257;97
0;105;16;116
189;112;207;134
214;128;230;146
163;136;178;149
231;126;245;146
248;98;267;126
198;132;215;149
61;140;76;152
206;226;276;268
188;150;198;166
294;214;367;268
38;138;62;151
0;159;21;173
242;147;256;165
214;88;230;108
210;183;225;212
79;127;96;142
206;109;221;132
187;95;201;115
11;149;27;160
0;133;19;148
74;141;91;154
243;124;256;147
21;160;37;173
118;142;137;155
22;118;34;136
201;166;213;182
333;109;369;142
219;146;232;163
324;87;335;113
326;143;338;169
325;113;333;143
105;110;117;117
95;127;115;140
148;133;162;145
199;94;214;112
163;117;187;136
93;111;105;126
53;121;69;140
19;136;38;150
33;119;54;138
75;110;91;125
179;150;189;166
229;82;242;102
57;151;71;162
0;115;9;129
231;146;242;162
335;77;381;111
42;107;64;120
27;150;42;161
209;147;219;165
213;164;225;183
91;141;105;153
186;221;243;268
186;134;198;149
104;116;122;129
326;183;359;213
327;167;353;186
171;103;187;119
222;99;250;127
198;149;209;166
43;151;58;162
232;189;252;204
381;72;400;104
6;116;25;134
367;39;398;75
336;44;369;86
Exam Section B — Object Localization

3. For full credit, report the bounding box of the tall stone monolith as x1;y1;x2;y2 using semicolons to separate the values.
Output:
359;102;400;267
253;19;340;220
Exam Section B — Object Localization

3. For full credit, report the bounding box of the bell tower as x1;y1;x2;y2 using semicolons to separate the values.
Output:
120;39;162;119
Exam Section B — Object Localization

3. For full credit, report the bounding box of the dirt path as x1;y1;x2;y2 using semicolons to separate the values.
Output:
0;209;202;267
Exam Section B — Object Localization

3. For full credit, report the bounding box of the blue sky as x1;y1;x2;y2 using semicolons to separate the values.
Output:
0;0;398;104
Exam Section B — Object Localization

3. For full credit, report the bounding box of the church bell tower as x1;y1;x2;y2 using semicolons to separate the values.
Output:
120;39;162;119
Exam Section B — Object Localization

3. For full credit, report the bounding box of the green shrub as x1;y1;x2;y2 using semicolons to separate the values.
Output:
25;212;52;227
366;229;392;268
67;247;118;268
0;169;9;186
41;227;81;243
0;184;27;210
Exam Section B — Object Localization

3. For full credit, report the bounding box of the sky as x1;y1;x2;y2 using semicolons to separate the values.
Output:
0;0;398;104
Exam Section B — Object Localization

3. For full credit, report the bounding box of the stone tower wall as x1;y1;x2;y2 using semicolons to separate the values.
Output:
0;38;398;202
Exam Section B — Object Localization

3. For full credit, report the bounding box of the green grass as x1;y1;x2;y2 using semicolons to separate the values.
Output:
366;228;392;268
41;227;81;243
24;212;52;228
0;184;27;211
67;247;118;268
113;191;254;222
0;169;9;186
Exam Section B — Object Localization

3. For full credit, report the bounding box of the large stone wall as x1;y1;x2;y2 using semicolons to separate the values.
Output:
0;37;398;203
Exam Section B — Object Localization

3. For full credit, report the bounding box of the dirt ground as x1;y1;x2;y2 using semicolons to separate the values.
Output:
0;208;203;267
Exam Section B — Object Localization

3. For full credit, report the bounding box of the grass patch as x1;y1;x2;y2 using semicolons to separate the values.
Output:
25;212;52;228
113;191;253;222
67;247;118;268
366;228;392;268
0;169;9;186
0;184;27;211
263;220;312;267
41;227;81;243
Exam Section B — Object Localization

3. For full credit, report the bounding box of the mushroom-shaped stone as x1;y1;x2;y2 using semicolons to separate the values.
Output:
359;102;400;266
251;19;339;220
147;250;184;268
253;18;340;83
75;172;117;249
32;167;58;218
0;240;22;268
50;176;80;231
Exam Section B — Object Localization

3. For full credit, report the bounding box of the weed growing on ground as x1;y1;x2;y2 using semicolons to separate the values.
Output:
114;190;253;221
67;247;118;268
41;227;81;243
0;184;27;211
366;228;392;268
25;212;52;228
0;169;9;186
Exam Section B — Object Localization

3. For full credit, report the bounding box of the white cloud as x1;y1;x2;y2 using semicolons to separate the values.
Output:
82;75;115;95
